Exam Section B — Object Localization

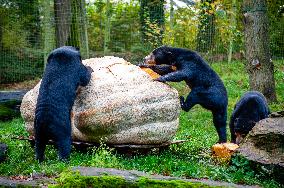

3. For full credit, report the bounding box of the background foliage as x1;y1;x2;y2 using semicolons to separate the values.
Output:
0;0;283;83
0;1;283;186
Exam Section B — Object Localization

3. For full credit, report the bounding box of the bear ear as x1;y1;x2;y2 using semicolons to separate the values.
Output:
166;51;173;60
47;53;53;63
161;45;170;51
161;45;172;53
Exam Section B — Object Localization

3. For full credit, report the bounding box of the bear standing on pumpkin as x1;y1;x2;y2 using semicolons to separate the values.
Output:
34;46;93;162
140;46;228;143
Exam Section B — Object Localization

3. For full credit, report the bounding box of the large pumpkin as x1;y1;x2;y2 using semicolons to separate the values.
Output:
20;56;180;144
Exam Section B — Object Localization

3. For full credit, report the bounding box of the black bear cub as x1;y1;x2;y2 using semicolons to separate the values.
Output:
34;46;92;162
141;46;228;143
229;91;270;144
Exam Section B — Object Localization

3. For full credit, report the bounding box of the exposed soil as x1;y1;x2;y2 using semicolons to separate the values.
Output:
0;175;55;188
0;79;40;91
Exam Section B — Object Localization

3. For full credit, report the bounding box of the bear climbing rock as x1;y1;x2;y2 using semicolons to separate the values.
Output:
229;91;270;144
141;46;228;143
34;46;92;162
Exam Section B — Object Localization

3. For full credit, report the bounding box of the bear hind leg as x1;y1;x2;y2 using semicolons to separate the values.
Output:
213;111;227;143
56;137;71;162
35;138;47;162
34;120;48;162
180;90;200;112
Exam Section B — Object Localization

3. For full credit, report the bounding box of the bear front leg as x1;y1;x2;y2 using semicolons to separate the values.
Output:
155;71;186;83
138;63;152;68
150;65;174;76
80;65;93;87
229;113;237;143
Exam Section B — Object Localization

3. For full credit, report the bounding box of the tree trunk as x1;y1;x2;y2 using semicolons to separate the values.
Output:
54;0;72;47
228;0;236;63
66;0;80;48
0;12;3;50
243;0;277;103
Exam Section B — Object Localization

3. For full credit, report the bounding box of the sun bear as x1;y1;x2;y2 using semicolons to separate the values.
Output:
140;46;228;143
34;46;92;162
229;91;270;144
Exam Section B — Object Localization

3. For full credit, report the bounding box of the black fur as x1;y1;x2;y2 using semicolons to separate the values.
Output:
34;46;92;162
229;91;270;144
142;46;228;143
0;143;7;163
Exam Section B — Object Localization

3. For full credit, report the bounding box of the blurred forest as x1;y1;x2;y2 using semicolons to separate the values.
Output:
0;0;283;83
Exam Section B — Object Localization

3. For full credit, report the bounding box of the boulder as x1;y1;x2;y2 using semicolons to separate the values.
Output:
0;90;27;121
20;56;180;145
237;117;284;183
69;167;259;188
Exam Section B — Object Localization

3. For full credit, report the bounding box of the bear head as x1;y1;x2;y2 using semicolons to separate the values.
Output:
234;117;256;144
144;46;174;65
47;46;81;65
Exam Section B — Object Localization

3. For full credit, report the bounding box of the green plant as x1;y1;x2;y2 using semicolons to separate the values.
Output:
0;100;21;121
50;170;217;188
51;171;128;188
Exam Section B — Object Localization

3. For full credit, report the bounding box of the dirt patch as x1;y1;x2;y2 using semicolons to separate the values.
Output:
0;79;40;91
0;175;55;188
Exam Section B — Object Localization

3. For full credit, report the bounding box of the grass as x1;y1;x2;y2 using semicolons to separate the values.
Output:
0;100;21;121
0;60;283;187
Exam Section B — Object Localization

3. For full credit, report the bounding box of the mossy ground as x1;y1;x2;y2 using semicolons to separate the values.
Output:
50;170;218;188
0;60;283;188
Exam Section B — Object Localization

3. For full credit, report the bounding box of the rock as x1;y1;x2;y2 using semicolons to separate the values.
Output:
0;167;258;187
0;90;28;103
269;110;284;118
20;56;180;145
0;143;7;163
70;167;258;188
237;117;284;183
0;90;27;121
